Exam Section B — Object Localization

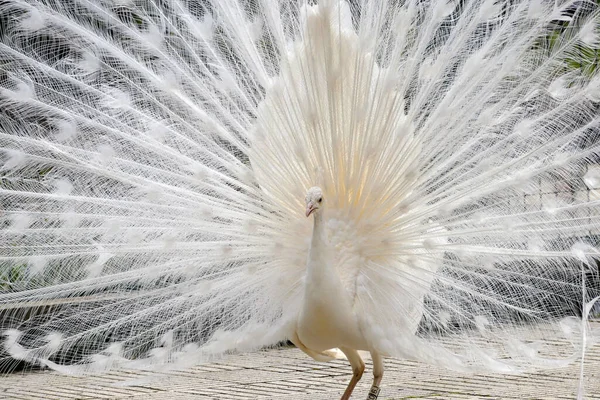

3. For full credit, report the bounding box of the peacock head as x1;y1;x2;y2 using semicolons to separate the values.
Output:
305;187;323;217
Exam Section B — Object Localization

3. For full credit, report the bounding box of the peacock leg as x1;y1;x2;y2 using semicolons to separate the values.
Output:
339;347;365;400
367;351;384;399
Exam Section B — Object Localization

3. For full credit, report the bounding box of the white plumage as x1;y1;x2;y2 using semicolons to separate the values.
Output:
1;0;599;398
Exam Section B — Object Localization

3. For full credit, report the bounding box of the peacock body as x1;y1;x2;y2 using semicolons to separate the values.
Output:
0;0;600;396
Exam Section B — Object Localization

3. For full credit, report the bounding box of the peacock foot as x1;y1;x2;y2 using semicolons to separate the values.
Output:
366;385;380;400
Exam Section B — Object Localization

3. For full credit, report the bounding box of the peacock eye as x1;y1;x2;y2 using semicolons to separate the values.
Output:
318;198;322;203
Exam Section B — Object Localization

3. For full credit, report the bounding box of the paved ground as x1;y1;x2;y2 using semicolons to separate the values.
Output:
1;341;599;400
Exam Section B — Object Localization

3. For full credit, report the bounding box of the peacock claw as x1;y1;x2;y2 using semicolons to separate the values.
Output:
367;385;380;400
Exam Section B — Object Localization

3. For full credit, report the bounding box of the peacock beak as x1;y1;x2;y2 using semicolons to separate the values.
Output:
305;203;316;217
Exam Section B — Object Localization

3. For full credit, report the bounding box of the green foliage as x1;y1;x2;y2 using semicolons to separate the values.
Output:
0;263;26;291
546;6;600;77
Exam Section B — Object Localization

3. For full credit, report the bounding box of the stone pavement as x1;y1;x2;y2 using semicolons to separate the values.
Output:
1;343;599;400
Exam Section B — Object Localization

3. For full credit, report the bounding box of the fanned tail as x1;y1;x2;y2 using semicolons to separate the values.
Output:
0;0;598;376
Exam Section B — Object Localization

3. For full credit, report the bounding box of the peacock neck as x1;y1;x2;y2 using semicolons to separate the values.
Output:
305;211;336;286
311;212;326;248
